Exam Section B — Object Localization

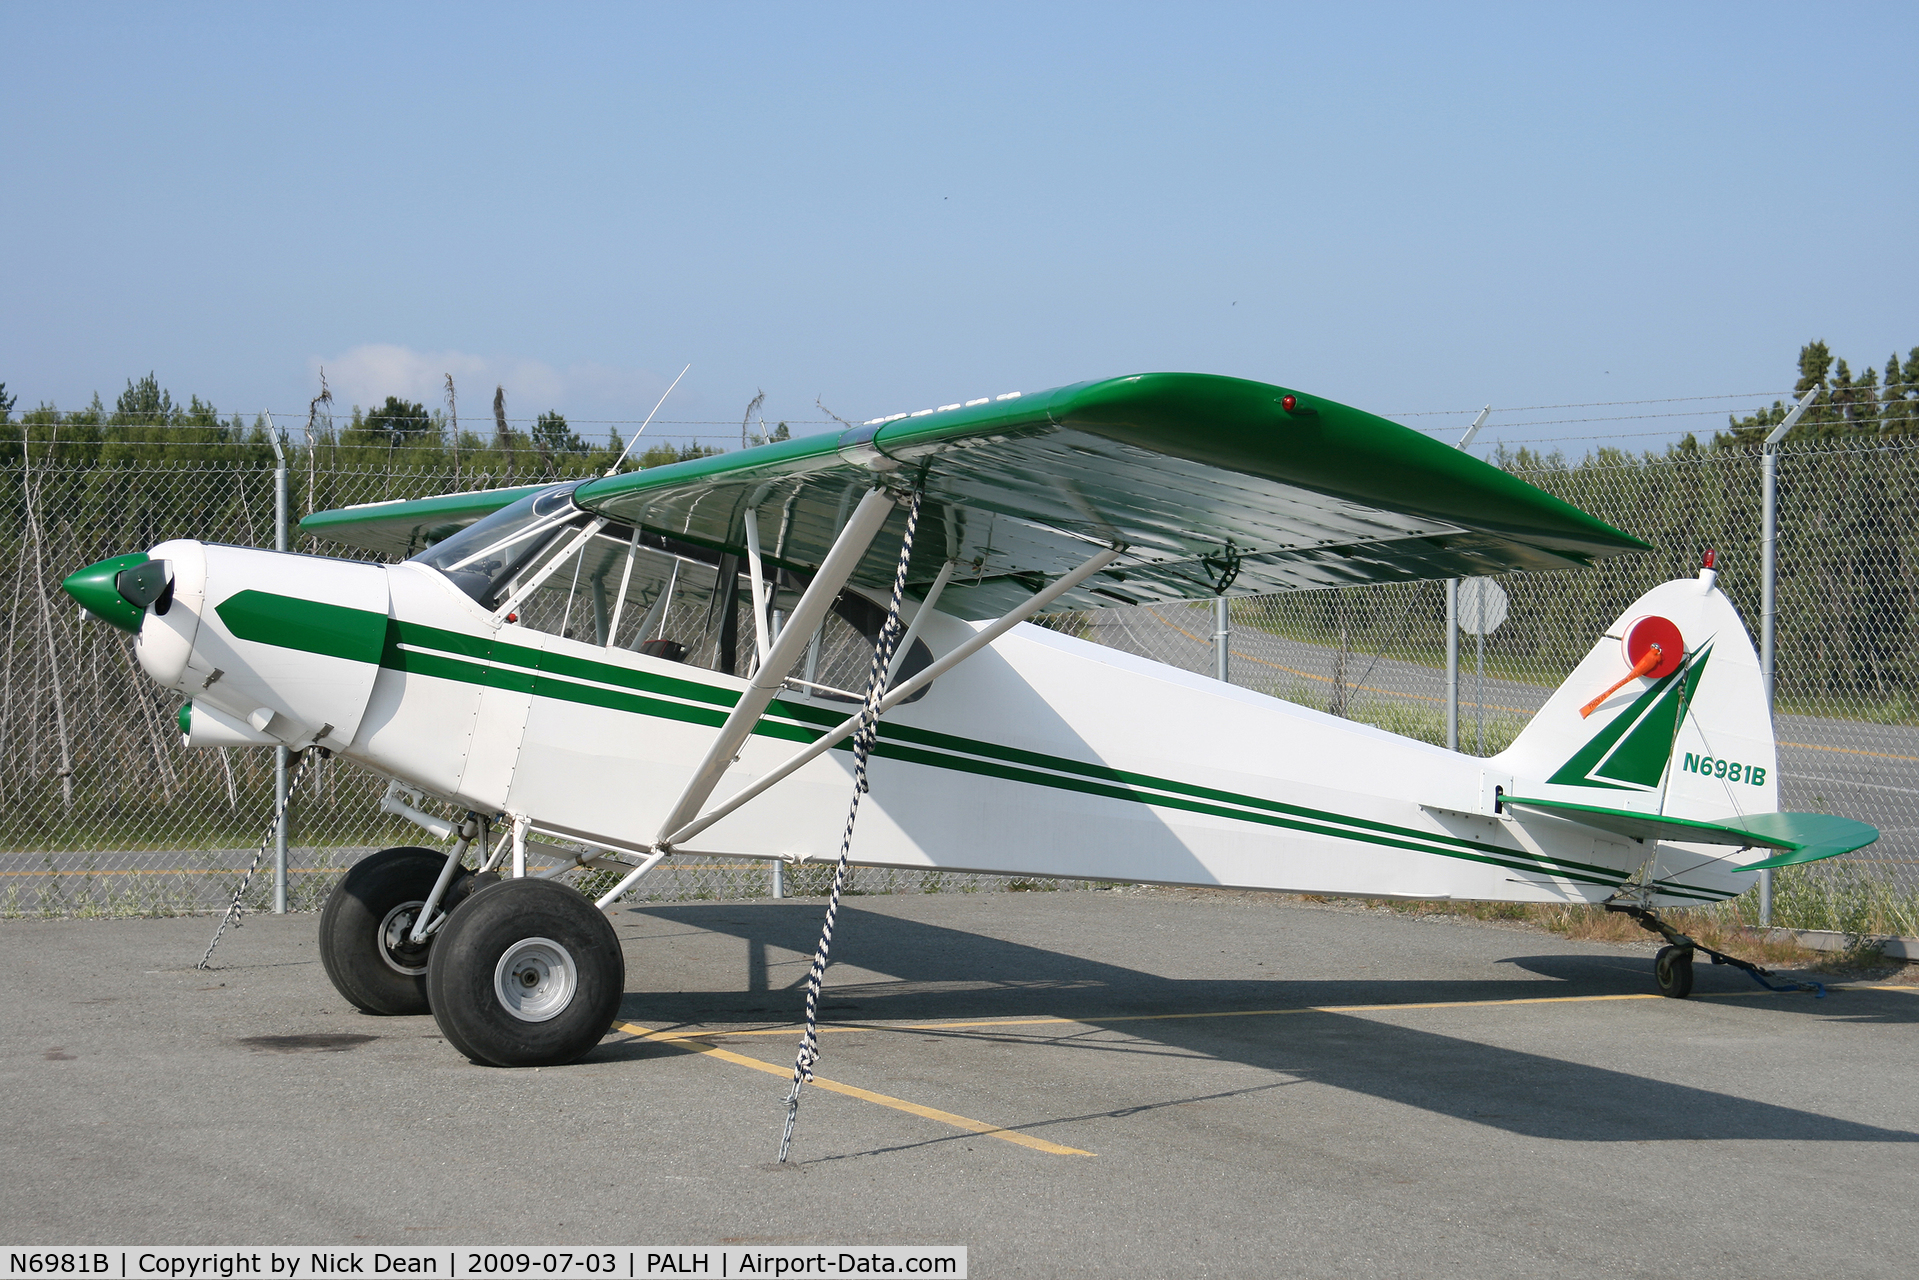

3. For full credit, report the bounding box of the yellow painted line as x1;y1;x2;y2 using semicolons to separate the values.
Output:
0;866;343;878
679;991;1667;1041
1779;739;1919;763
1149;611;1539;715
667;982;1899;1044
612;1020;1095;1157
0;862;751;879
1152;610;1919;747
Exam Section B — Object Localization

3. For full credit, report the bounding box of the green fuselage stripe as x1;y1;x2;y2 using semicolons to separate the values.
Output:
226;595;1738;897
387;615;1631;883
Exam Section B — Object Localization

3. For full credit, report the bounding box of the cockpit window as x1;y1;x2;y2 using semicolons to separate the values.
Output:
411;484;582;608
410;487;934;702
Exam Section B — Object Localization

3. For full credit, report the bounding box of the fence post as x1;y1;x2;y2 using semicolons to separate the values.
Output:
268;416;290;914
1445;581;1459;751
1213;596;1229;683
1758;387;1819;927
1446;406;1491;752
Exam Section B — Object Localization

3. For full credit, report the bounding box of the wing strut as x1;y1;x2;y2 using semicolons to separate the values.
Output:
743;506;774;669
657;544;1123;852
649;487;899;847
885;557;958;688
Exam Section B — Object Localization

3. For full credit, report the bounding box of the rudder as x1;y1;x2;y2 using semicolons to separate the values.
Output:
1493;565;1778;829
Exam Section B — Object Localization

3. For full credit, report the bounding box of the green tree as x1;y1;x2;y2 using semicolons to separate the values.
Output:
113;372;175;426
1722;340;1914;446
749;420;791;447
532;410;584;455
633;440;721;469
1884;349;1919;435
1825;358;1881;434
360;396;433;444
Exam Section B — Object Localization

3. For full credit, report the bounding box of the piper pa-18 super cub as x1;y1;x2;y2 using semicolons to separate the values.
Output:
64;372;1877;1068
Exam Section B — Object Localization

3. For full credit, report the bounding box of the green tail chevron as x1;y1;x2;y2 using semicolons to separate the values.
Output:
1546;643;1712;791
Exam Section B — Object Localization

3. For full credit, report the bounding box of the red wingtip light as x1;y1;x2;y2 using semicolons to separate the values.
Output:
1702;549;1716;569
1281;394;1297;412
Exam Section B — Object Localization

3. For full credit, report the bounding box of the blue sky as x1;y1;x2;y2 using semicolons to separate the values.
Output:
4;2;1914;458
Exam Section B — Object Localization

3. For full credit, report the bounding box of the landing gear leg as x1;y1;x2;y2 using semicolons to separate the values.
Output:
1605;902;1824;999
318;846;495;1015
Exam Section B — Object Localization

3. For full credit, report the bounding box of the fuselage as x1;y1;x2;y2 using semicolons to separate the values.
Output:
126;537;1751;908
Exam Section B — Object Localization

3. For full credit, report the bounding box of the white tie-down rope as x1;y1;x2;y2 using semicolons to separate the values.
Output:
779;488;922;1163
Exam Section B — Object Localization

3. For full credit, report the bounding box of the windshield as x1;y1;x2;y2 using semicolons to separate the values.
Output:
411;484;583;608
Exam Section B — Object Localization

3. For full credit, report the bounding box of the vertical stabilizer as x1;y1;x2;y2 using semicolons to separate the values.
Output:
1494;567;1778;828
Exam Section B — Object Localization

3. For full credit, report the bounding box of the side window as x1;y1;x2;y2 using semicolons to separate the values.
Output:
508;521;632;643
497;520;936;702
784;591;933;704
606;542;727;665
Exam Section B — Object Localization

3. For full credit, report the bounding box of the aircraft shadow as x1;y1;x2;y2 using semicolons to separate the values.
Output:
608;902;1919;1145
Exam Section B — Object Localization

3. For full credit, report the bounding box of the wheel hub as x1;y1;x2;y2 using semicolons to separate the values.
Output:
377;901;431;975
492;937;578;1023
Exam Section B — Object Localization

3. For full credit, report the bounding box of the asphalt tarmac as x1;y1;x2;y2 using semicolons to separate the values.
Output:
5;890;1916;1278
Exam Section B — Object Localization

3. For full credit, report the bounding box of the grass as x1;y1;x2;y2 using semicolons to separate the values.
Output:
1222;600;1919;729
1404;862;1919;943
1362;897;1891;973
1255;677;1527;756
1716;861;1919;937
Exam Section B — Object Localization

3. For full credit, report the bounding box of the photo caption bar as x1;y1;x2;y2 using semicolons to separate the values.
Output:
2;1250;966;1280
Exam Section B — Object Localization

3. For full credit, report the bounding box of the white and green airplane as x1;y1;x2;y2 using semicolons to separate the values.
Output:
63;373;1876;1068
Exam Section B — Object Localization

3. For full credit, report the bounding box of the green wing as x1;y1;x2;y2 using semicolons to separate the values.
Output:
300;484;553;559
303;372;1648;618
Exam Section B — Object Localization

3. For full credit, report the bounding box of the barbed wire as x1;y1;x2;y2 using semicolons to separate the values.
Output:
8;387;1911;452
1407;407;1896;437
1384;389;1814;417
12;389;1876;430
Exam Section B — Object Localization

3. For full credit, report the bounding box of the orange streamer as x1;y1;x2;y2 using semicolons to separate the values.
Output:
1580;645;1662;719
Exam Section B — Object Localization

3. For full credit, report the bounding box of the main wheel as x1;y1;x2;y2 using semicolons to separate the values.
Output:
318;846;492;1015
426;878;625;1067
1654;944;1695;999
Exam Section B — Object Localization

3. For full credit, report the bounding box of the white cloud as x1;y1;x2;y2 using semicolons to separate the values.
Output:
309;345;671;428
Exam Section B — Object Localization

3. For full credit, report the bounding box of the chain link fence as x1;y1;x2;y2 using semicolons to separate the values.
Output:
5;440;1917;931
1060;437;1919;934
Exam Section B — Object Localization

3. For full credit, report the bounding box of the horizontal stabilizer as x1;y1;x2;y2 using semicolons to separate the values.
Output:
1504;796;1878;869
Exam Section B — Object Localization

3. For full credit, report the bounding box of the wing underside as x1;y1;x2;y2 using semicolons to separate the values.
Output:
302;373;1649;619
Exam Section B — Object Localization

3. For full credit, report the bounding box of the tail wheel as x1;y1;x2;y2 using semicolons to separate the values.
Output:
426;878;625;1067
1654;944;1695;999
318;846;487;1015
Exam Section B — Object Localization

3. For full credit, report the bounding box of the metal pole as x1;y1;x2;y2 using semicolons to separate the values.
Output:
771;859;785;899
1475;623;1486;756
267;415;290;914
1760;445;1777;928
1446;407;1489;753
1756;387;1818;927
1761;452;1779;704
1213;596;1230;683
1445;580;1459;751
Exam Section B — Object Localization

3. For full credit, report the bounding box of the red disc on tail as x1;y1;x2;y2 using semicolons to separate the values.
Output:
1623;615;1684;678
